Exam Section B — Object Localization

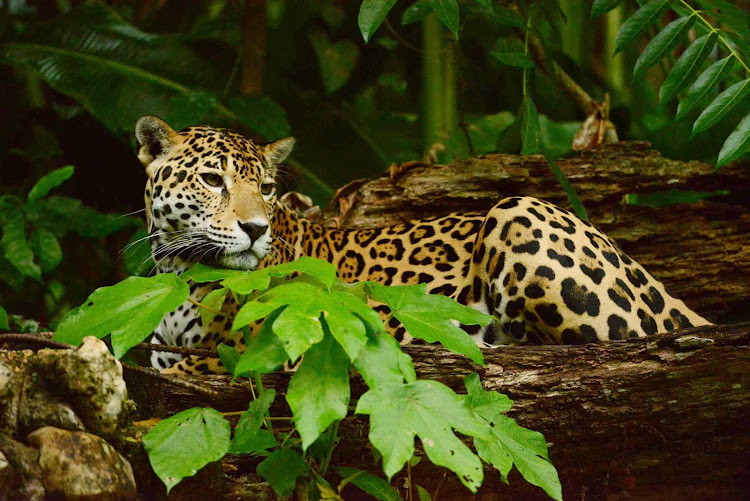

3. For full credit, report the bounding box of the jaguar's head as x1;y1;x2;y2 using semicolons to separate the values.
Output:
135;116;295;270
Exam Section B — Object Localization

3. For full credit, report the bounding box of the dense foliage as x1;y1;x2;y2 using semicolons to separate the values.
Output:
53;257;562;499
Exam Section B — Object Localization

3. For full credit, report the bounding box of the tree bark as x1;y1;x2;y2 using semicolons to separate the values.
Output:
127;323;750;500
317;142;750;324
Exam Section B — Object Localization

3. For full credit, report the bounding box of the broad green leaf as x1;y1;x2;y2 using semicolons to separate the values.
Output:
199;287;229;326
27;165;74;202
354;328;405;388
0;306;8;330
429;0;460;39
334;467;402;501
676;56;736;120
358;0;399;43
356;380;488;491
28;229;62;273
53;274;189;358
229;95;291;140
257;448;308;497
402;0;432;25
660;32;717;104
230;390;277;454
539;116;581;159
309;30;359;94
398;352;417;383
416;485;432;501
233;309;289;376
491;37;535;69
272;257;338;288
123;228;154;277
519;97;542;156
216;343;240;375
465;375;561;500
692;79;750;136
367;283;489;365
614;0;672;54
717;113;750;167
624;189;728;207
591;0;624;18
633;16;695;79
163;91;218;131
2;211;41;281
286;333;350;450
182;263;256;285
238;281;377;361
143;407;231;494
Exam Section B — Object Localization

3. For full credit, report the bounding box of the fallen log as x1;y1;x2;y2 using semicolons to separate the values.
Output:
124;322;750;500
318;142;750;324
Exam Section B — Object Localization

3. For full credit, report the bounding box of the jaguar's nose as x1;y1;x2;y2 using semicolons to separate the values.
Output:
239;221;269;242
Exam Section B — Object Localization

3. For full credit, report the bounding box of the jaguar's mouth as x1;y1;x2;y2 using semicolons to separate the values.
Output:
211;247;265;270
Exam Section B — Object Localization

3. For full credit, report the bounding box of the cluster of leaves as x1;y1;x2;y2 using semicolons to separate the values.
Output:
53;257;561;500
593;0;750;167
0;166;138;328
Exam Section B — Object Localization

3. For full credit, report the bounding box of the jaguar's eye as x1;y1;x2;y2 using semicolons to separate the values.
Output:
260;182;275;196
201;173;224;188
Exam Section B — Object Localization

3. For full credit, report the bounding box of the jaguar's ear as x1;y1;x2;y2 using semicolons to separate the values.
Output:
263;137;295;171
135;116;178;167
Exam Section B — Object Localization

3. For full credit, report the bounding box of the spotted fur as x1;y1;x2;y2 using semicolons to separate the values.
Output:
134;116;710;374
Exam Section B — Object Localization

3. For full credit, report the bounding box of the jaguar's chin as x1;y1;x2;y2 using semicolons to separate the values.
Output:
214;248;264;270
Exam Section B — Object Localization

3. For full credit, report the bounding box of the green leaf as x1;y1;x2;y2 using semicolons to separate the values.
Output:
233;309;290;376
367;283;489;365
164;92;218;131
0;2;227;134
237;280;378;362
123;228;154;276
309;30;359;94
0;306;8;331
354;327;405;388
143;407;231;494
2;211;41;281
27;196;137;238
286;332;350;450
402;0;432;25
676;56;736;120
465;375;561;500
543;154;589;221
519;97;542;155
228;96;291;140
358;0;399;43
660;32;717;104
53;274;189;358
27;165;74;202
356;380;488;491
272;257;338;289
230;390;277;454
623;189;728;207
198;287;228;326
429;0;460;39
633;16;695;79
334;467;402;501
717;113;750;167
614;0;672;54
491;37;535;69
695;0;750;39
28;229;62;273
257;448;308;497
591;0;625;18
416;485;432;501
692;79;750;136
216;343;240;375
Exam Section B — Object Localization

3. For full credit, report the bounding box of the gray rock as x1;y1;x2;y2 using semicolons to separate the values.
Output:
27;426;136;501
0;433;45;501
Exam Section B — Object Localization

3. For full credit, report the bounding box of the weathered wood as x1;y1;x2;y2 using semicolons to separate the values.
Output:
133;323;750;500
318;142;750;323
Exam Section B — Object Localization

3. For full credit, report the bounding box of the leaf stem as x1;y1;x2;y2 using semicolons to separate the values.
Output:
522;13;532;98
678;0;750;73
186;297;225;317
319;420;339;475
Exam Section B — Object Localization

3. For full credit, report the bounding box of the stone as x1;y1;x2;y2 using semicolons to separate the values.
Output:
26;426;136;500
0;433;45;501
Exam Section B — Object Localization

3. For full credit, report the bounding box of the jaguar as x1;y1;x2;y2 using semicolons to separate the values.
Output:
134;115;710;374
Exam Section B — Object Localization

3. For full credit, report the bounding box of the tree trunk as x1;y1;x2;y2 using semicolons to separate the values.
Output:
126;323;750;500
